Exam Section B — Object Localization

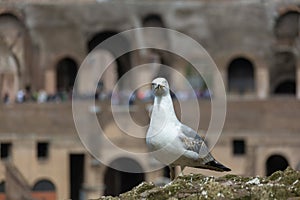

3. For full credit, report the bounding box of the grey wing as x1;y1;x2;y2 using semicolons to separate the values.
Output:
179;124;213;162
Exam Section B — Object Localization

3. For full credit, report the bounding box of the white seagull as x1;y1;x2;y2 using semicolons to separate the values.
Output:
146;77;231;180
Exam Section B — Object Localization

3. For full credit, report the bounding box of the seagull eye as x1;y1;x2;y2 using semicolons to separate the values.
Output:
151;83;158;89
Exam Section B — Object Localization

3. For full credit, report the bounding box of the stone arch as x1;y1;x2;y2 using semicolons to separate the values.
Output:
0;13;21;23
266;154;289;176
32;179;56;200
87;31;131;80
32;179;55;191
0;11;24;21
86;31;132;101
274;11;300;44
227;57;255;94
0;13;28;102
104;157;145;196
141;14;168;65
56;57;78;92
141;14;170;82
142;14;165;27
274;79;296;94
271;51;296;95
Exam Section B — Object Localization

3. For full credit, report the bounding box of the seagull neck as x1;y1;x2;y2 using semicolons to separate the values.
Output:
152;94;178;122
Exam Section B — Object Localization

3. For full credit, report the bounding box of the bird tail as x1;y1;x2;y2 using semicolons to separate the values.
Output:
199;160;231;172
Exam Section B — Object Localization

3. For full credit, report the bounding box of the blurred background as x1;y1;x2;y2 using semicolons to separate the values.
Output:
0;0;300;199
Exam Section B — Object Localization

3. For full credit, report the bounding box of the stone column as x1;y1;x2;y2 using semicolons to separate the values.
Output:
85;155;103;199
256;67;269;99
244;145;256;176
45;69;55;95
213;67;226;99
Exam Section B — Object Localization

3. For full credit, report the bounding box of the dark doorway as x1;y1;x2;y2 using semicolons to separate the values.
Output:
163;166;170;178
70;154;85;200
274;80;296;95
271;51;296;96
266;154;289;176
104;158;145;196
228;58;255;94
56;58;78;92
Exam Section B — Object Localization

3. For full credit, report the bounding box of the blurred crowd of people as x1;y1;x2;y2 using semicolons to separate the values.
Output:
2;85;211;105
2;87;72;104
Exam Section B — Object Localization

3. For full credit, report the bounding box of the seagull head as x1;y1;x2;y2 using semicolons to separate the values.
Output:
151;77;170;97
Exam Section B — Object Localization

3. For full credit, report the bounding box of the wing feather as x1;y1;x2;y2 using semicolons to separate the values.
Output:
179;124;213;162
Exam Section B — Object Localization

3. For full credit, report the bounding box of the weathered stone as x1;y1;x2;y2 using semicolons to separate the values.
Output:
98;167;300;200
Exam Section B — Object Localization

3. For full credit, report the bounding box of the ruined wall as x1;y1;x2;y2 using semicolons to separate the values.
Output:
0;0;298;98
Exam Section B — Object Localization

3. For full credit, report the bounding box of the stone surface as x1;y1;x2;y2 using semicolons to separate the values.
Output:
97;167;300;200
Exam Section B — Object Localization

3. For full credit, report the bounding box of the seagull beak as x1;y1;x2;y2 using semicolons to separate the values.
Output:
151;83;164;91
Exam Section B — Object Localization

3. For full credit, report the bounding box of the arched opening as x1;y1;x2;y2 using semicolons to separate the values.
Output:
274;80;296;94
266;154;289;176
85;31;132;101
32;179;56;200
0;13;26;102
56;57;78;92
87;31;131;80
142;14;168;69
142;14;165;27
227;58;255;95
271;52;296;96
104;157;145;196
275;11;300;45
32;180;55;191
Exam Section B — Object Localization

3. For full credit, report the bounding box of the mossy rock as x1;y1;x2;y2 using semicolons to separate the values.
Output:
97;167;300;200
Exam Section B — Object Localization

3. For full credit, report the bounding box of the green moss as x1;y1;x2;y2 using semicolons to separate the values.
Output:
133;182;156;195
279;167;300;185
97;167;300;200
97;196;119;200
267;171;282;181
